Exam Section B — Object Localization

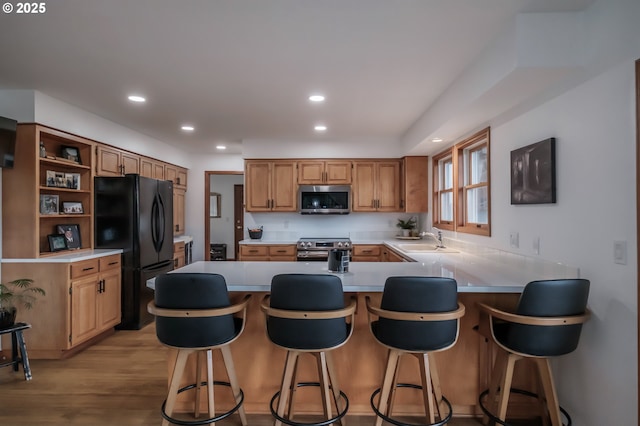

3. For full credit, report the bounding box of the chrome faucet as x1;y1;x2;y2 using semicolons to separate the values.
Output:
421;227;445;248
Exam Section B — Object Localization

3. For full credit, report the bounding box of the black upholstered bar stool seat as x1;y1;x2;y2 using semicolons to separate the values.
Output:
477;278;590;426
366;276;465;426
148;273;251;426
261;273;357;426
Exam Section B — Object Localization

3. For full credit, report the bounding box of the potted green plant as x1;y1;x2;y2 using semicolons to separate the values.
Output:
0;278;45;329
396;217;417;237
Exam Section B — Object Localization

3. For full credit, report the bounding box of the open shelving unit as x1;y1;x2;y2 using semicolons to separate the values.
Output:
2;124;95;258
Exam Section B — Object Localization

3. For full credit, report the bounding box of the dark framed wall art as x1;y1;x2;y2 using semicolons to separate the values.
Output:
510;138;556;205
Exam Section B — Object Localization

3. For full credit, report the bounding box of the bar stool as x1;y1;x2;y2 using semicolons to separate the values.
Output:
0;322;32;381
477;278;590;426
148;273;251;426
366;276;465;426
260;273;357;426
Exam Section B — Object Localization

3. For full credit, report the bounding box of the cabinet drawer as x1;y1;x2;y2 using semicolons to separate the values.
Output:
174;241;186;254
99;255;121;272
71;259;100;279
240;245;269;257
268;245;295;256
353;245;382;256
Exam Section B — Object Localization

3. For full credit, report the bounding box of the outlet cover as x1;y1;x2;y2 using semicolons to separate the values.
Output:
614;240;627;265
533;237;540;255
510;232;519;248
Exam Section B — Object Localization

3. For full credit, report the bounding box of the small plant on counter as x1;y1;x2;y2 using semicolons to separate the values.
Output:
396;217;417;230
0;278;45;328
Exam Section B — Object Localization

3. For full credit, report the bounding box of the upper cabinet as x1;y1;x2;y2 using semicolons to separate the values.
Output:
165;163;188;189
298;160;352;185
401;156;429;213
352;160;401;212
2;124;95;258
245;160;297;212
96;145;139;176
140;157;165;180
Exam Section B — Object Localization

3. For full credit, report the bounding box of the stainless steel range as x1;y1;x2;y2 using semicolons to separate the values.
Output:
296;237;352;261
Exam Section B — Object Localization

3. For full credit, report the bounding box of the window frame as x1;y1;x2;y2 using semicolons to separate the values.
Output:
432;149;455;231
432;127;491;236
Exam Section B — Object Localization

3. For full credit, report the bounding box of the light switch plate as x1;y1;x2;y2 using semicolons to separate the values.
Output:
614;240;627;265
533;237;540;255
510;232;519;248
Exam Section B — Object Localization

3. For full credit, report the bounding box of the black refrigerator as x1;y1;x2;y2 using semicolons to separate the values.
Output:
94;174;174;330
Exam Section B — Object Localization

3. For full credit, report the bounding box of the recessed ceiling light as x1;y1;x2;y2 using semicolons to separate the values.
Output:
431;137;443;143
309;95;325;103
181;125;195;131
127;95;146;103
314;125;327;132
216;145;227;150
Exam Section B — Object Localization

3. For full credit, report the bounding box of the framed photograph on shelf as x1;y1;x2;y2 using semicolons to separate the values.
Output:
63;202;83;214
47;234;68;252
57;224;82;250
65;173;81;190
40;194;59;215
60;145;81;164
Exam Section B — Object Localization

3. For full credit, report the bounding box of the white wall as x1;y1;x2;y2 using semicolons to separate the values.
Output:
448;60;637;426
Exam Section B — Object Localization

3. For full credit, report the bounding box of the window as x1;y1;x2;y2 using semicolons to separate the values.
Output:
432;127;491;236
432;150;454;231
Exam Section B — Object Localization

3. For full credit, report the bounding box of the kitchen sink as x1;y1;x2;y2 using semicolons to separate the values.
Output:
395;244;459;253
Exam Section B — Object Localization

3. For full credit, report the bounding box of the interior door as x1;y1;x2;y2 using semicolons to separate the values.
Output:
234;184;244;260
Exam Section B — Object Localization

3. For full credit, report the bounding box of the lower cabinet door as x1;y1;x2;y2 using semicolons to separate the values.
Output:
70;275;100;346
98;269;122;330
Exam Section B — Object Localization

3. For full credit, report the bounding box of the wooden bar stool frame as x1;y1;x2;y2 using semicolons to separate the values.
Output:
477;303;591;426
0;322;32;381
261;295;357;426
366;296;465;426
148;294;252;426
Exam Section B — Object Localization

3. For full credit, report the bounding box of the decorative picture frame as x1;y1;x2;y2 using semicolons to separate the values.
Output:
57;224;82;250
60;145;81;164
47;234;67;252
65;173;81;190
62;201;83;214
510;138;556;205
40;194;60;215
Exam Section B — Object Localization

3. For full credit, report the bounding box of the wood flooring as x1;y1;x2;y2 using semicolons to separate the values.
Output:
0;323;513;426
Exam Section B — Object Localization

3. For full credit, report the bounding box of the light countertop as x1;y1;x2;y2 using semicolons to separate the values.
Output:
1;249;123;263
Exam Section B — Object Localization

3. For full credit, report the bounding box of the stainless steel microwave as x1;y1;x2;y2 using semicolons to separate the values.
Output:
298;185;351;214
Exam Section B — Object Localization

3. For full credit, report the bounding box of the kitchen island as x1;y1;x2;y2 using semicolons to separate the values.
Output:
148;246;579;418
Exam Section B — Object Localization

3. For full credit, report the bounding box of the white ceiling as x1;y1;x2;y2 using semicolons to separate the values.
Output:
0;0;593;156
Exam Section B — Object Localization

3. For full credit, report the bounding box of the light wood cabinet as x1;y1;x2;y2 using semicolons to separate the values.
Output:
382;246;414;262
401;156;429;213
2;124;95;258
1;253;121;359
297;160;352;184
173;188;186;236
173;241;186;269
70;255;121;348
351;244;383;262
140;156;165;180
245;160;297;212
239;244;296;261
96;145;139;176
165;164;188;189
352;160;402;212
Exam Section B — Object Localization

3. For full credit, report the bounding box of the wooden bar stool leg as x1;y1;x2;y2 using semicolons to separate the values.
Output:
428;353;444;418
325;351;346;426
276;351;299;426
194;351;203;418
317;352;333;421
206;349;215;423
496;353;518;423
286;354;300;421
163;349;192;426
15;330;32;381
387;353;401;419
375;350;400;426
418;353;436;424
535;358;563;426
220;345;247;426
484;349;508;425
